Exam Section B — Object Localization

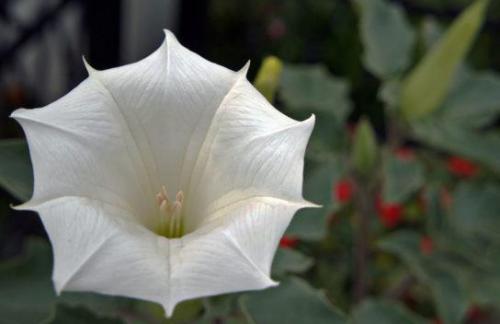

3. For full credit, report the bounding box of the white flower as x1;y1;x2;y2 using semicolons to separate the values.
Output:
11;30;316;316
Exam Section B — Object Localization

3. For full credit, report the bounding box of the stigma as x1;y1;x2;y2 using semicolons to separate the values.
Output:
156;186;184;238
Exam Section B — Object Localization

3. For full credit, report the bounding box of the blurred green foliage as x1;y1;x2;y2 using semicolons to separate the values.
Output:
1;0;500;323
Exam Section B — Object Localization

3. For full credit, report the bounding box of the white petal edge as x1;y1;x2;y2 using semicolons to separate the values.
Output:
185;73;316;230
10;78;154;227
17;194;311;317
84;30;242;202
9;29;319;317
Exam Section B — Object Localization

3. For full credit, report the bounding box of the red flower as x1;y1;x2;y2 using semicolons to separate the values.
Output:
420;236;433;255
466;306;487;322
394;147;415;160
334;179;354;203
376;197;403;228
279;235;299;249
447;156;478;177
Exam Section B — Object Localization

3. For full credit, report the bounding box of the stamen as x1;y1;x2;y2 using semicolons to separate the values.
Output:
156;186;184;238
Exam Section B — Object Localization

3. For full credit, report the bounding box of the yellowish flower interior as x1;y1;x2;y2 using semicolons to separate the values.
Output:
156;186;184;238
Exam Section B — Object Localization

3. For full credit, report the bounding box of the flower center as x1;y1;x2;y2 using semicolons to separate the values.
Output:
156;186;184;238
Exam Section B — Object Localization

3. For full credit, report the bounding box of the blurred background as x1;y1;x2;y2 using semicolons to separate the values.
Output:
1;0;500;323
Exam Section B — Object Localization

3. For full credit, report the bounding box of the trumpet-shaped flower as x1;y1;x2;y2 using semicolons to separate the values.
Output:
11;30;316;316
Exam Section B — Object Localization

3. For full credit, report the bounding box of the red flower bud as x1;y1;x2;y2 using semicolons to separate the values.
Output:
376;197;403;228
466;306;487;322
394;147;415;160
334;179;354;203
279;235;299;249
447;156;478;177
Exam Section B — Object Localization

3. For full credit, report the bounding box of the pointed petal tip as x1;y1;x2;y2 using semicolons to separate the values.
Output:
162;29;180;48
52;277;64;296
11;199;46;212
82;56;98;76
239;60;251;76
304;200;322;209
162;28;176;39
9;202;22;211
304;113;316;126
302;114;316;142
162;301;178;319
10;200;33;211
267;278;279;288
291;199;321;210
9;107;27;120
256;270;279;289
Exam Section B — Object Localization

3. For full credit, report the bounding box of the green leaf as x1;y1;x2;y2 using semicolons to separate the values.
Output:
451;182;500;241
436;69;500;128
43;304;124;324
199;294;247;324
424;205;500;308
0;139;33;201
424;186;449;237
254;56;284;103
354;0;415;79
437;235;500;308
352;118;378;175
412;119;500;173
287;158;345;240
0;238;134;324
379;231;469;324
378;230;425;277
272;248;314;277
382;151;424;203
240;277;346;324
351;299;425;324
424;262;469;324
200;295;236;322
0;239;57;324
401;0;489;120
280;64;352;123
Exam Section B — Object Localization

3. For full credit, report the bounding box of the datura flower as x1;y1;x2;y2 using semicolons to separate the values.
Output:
11;30;316;316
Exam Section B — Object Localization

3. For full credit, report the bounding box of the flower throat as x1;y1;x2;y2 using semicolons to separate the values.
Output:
156;186;184;238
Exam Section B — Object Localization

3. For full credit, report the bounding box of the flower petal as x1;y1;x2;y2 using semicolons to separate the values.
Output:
169;197;305;314
10;29;317;317
185;76;316;230
11;78;155;227
21;196;173;309
87;30;240;197
21;195;304;317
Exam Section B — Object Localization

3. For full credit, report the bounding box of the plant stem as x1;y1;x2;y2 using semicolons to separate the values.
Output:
386;118;404;150
353;213;368;302
352;176;375;302
385;275;416;300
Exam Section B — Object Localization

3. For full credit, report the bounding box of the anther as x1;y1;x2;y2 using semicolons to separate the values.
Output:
156;186;184;238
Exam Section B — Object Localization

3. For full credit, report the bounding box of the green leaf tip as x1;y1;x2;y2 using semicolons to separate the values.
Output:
352;117;378;175
254;55;284;103
400;0;489;120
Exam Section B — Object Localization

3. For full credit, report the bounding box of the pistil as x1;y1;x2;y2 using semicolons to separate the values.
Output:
156;186;184;238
